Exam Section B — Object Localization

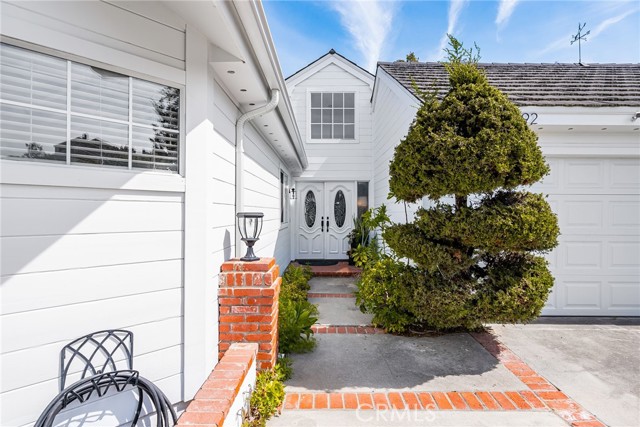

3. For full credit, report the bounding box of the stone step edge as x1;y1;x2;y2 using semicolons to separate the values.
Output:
307;292;355;298
311;324;385;334
311;271;360;277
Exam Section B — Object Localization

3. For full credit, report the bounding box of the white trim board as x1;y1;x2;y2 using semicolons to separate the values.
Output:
287;53;374;92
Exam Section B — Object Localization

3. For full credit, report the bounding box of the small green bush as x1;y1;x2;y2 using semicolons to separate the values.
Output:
278;299;318;353
275;356;293;381
243;368;285;427
278;265;317;354
280;265;312;303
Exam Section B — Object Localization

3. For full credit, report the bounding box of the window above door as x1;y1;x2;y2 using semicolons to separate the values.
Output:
307;91;357;143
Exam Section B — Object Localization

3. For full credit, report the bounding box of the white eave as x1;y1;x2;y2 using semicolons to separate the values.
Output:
286;50;375;92
164;0;307;174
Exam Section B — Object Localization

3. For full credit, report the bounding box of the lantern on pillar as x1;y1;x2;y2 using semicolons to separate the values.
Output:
236;212;264;262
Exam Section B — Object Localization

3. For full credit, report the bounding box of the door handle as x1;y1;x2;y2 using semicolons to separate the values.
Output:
326;217;330;231
321;216;324;232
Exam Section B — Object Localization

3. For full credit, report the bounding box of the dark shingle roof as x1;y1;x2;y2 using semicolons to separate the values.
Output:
379;62;640;107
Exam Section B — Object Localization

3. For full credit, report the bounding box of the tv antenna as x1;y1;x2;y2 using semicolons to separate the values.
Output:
570;22;590;64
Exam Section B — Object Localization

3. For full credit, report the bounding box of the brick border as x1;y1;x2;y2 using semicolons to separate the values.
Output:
471;331;606;427
311;324;385;334
283;390;547;411
307;292;355;298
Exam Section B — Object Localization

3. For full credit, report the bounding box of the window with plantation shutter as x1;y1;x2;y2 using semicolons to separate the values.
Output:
0;43;180;173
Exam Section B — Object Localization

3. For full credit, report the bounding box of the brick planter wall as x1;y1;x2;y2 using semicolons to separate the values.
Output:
177;343;257;427
218;257;280;370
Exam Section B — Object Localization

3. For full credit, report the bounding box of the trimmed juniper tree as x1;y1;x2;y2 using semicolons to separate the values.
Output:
357;36;559;332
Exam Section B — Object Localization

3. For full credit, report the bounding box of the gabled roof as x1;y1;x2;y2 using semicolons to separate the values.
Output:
286;49;374;89
378;62;640;107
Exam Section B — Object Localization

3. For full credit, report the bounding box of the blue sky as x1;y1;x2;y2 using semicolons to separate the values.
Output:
263;0;640;76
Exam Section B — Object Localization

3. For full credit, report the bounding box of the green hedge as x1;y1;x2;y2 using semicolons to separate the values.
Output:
278;265;317;354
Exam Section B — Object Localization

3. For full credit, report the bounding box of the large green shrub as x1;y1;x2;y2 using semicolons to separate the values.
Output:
278;265;317;354
357;36;559;332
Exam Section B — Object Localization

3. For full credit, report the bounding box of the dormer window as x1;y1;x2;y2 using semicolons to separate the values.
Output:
309;92;355;140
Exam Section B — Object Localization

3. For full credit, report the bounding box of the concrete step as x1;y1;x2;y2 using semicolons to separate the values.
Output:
309;297;372;326
308;276;358;294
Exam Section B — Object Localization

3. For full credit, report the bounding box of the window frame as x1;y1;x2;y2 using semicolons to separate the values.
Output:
280;170;289;226
356;181;370;218
0;39;186;190
305;89;359;144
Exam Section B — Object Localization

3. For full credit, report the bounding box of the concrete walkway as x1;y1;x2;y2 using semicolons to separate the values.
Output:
269;276;640;427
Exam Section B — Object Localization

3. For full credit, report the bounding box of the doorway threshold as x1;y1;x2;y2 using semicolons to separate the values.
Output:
292;261;361;277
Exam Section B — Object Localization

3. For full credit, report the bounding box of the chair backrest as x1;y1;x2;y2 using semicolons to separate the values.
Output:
59;330;133;391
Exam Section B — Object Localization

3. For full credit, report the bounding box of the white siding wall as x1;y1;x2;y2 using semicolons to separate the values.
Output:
0;2;186;426
371;72;421;223
0;186;184;427
211;80;293;272
289;63;373;182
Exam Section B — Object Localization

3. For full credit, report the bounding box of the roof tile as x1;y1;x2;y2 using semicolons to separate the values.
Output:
378;62;640;107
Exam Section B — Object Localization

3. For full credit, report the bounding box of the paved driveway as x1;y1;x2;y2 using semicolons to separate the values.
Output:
492;318;640;427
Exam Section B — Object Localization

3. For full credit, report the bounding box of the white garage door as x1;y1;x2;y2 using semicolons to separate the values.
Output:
534;157;640;316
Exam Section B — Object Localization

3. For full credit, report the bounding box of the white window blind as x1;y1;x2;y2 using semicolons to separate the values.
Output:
0;43;180;172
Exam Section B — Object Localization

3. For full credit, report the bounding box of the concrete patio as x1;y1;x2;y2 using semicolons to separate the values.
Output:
269;277;640;427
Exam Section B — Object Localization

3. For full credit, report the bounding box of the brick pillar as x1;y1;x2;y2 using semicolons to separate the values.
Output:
218;257;280;370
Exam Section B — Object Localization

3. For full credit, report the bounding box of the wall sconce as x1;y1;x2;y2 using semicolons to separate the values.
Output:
289;188;296;200
236;212;264;262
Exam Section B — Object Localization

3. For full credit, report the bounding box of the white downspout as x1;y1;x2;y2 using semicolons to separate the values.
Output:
235;89;280;257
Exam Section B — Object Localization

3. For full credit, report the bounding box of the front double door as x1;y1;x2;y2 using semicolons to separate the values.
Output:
295;181;354;260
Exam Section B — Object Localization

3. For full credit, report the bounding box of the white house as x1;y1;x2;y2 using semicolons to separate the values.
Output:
1;1;639;425
0;1;306;425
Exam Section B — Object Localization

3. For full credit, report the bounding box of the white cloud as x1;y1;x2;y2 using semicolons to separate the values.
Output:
495;0;520;27
329;0;397;72
590;8;638;40
431;0;469;61
537;7;639;58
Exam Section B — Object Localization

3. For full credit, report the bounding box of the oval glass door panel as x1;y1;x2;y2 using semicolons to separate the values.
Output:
305;191;316;227
334;190;346;228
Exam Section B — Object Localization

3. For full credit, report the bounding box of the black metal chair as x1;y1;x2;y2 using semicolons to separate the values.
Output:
35;330;177;427
59;330;134;391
